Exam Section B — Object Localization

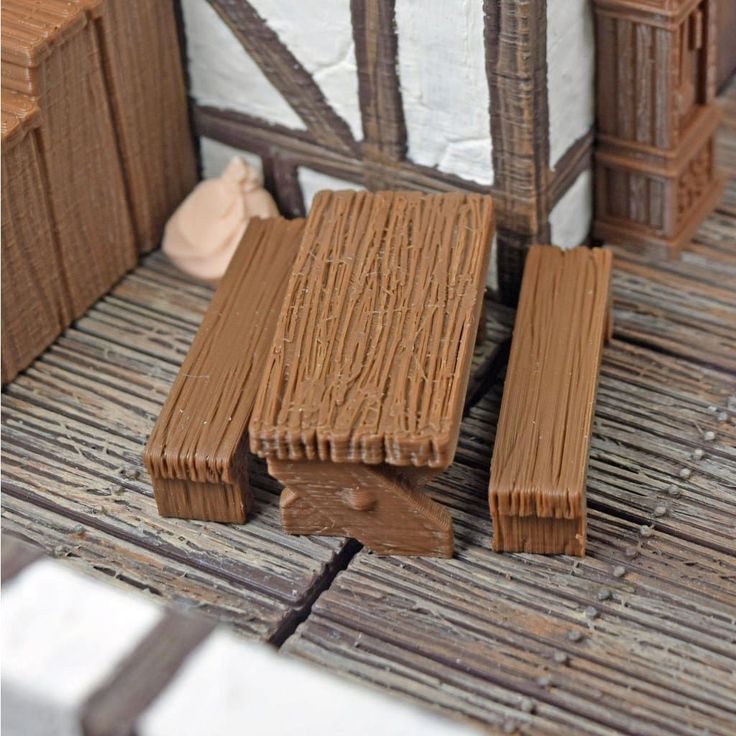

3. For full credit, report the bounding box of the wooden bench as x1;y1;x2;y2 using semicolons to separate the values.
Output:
249;190;494;556
144;217;305;523
489;244;613;556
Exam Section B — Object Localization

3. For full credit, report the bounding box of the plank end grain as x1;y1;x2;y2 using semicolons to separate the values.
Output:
250;190;495;469
144;218;305;523
489;245;613;555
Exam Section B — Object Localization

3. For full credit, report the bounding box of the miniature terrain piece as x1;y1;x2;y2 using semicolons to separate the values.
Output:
144;218;305;523
250;190;494;556
593;0;723;255
489;244;613;555
1;0;197;382
1;0;137;317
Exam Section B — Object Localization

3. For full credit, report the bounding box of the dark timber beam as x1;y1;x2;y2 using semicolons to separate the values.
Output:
484;0;551;303
193;105;488;196
208;0;357;155
351;0;407;169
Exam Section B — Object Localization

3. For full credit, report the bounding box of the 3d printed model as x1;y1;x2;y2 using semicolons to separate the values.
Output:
489;245;613;556
249;190;494;556
145;218;305;523
162;157;279;282
593;0;723;255
0;0;195;384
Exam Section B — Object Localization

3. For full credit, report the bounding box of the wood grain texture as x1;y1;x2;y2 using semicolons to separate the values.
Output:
484;0;553;304
490;246;612;555
194;105;488;195
1;91;69;384
1;252;353;643
284;336;736;735
144;218;304;522
593;0;722;255
275;459;453;557
250;191;494;468
1;0;137;319
351;0;406;164
91;0;197;253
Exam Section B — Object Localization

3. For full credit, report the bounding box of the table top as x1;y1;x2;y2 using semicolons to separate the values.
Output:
249;190;494;468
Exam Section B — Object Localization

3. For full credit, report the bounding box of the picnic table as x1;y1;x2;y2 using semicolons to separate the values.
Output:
249;190;494;556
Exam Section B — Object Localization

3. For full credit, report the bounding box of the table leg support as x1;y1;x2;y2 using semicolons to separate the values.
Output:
271;459;454;557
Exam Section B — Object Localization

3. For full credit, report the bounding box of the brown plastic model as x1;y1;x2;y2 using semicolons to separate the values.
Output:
489;245;613;556
1;91;68;384
0;0;196;383
144;218;305;523
593;0;723;256
250;190;494;556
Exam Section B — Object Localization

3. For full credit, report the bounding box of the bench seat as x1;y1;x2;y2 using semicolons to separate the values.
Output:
489;245;613;556
144;217;304;522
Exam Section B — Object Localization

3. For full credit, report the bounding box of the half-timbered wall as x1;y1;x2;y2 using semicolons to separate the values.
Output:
180;0;595;301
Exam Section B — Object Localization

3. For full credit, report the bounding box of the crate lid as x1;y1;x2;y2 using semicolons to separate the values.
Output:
1;88;40;149
1;0;88;69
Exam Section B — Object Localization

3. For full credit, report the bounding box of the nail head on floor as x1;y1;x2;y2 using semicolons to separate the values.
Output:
520;698;535;714
584;606;599;619
624;546;638;558
613;565;626;578
679;468;691;479
717;411;729;422
597;587;611;601
567;629;584;642
553;650;568;664
640;525;654;538
537;674;552;687
703;430;715;441
667;485;681;497
654;505;668;517
692;448;704;461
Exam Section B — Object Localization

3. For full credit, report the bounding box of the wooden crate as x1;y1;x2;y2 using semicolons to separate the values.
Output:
593;0;723;254
595;105;723;255
0;0;196;383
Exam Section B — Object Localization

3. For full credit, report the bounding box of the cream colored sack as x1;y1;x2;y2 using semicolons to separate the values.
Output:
163;157;278;282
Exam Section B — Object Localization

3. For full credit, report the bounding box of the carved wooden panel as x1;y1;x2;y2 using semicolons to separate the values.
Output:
593;0;722;255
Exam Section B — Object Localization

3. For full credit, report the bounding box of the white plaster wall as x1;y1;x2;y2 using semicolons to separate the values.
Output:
298;167;365;212
181;0;305;130
548;169;593;247
250;0;363;140
546;0;595;167
139;629;481;736
2;561;162;736
199;137;264;181
395;0;493;186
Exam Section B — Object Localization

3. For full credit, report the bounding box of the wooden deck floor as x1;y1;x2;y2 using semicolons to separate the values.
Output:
3;89;735;734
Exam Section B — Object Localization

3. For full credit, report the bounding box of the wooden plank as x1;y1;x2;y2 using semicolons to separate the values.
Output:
0;255;354;644
612;249;736;372
145;218;305;522
250;191;494;468
490;246;613;555
351;0;406;164
283;340;736;735
193;105;488;195
91;0;197;253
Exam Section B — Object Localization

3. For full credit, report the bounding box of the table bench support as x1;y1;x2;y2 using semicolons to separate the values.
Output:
271;459;453;557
